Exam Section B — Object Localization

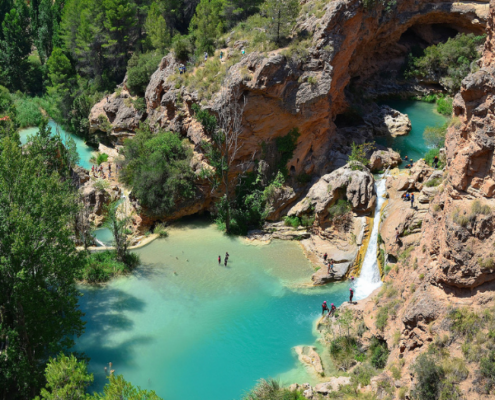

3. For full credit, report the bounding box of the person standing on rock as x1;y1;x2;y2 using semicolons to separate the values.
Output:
434;156;439;168
329;303;336;317
327;260;334;275
349;288;354;303
322;301;329;315
411;193;415;209
395;228;400;243
323;252;328;262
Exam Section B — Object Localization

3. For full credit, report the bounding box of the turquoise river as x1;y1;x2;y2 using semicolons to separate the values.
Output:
22;100;442;399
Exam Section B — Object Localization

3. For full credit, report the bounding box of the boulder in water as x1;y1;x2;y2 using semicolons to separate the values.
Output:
294;346;324;376
365;105;412;137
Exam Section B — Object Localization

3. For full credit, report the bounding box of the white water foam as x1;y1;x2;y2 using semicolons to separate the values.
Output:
355;175;387;300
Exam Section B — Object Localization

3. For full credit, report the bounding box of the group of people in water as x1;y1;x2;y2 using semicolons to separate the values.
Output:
218;252;230;267
91;163;119;180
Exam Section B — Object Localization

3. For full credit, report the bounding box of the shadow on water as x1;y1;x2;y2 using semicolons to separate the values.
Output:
77;287;153;390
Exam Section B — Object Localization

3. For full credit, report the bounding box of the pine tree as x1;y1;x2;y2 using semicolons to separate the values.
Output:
189;0;225;54
0;1;32;90
35;0;55;63
145;1;169;50
262;0;299;43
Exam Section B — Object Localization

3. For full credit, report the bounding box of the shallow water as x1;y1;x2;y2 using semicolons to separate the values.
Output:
375;99;447;163
93;228;114;246
19;120;96;170
76;220;352;400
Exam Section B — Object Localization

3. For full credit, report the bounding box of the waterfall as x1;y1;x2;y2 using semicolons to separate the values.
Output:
354;175;387;300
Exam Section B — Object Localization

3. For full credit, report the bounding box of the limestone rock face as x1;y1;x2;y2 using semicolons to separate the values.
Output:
365;106;412;137
312;262;350;284
369;148;402;172
288;163;376;218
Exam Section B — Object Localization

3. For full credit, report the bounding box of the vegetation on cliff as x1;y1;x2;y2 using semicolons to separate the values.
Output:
121;125;196;217
406;33;485;93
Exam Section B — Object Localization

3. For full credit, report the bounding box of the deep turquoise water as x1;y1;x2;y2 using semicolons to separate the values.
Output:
76;221;352;400
375;99;447;163
19;121;96;170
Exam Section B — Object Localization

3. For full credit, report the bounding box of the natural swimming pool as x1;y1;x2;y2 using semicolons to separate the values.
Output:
375;99;447;163
75;220;356;400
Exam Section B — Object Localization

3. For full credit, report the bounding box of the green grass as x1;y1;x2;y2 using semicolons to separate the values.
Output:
436;96;453;115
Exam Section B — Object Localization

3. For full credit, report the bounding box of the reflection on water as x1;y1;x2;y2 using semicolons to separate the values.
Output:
76;220;353;400
19;120;96;170
375;99;447;164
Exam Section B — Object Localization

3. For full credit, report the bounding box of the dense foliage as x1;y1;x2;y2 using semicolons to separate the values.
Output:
121;126;196;217
423;122;448;149
37;353;162;400
406;33;485;93
0;131;85;398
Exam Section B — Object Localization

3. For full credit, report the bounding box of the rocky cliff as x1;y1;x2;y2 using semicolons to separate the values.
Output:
306;1;495;397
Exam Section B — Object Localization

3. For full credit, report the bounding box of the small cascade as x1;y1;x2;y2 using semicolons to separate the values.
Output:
355;175;388;300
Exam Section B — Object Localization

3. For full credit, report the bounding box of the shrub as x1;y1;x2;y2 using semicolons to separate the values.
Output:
348;142;374;170
126;52;163;96
369;337;389;369
300;215;315;227
172;34;194;61
406;33;486;93
351;363;378;386
448;307;482;339
296;172;311;184
93;179;110;191
154;223;168;238
80;250;140;283
329;335;359;371
284;215;300;228
276;128;300;176
452;207;469;227
424;148;441;167
436;96;453;115
121;125;196;217
480;351;495;393
425;177;442;187
471;199;491;216
479;257;495;270
424;123;448;149
411;353;444;400
328;199;352;219
375;307;389;331
90;152;109;166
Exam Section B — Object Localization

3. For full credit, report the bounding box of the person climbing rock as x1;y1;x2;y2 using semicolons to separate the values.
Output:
411;193;415;208
395;227;400;243
323;252;328;262
204;52;208;61
329;303;336;317
434;156;439;168
218;255;221;265
220;51;223;61
349;288;354;303
322;301;329;315
327;260;334;275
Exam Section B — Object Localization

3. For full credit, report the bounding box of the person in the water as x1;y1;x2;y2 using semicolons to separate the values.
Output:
218;255;221;265
322;301;329;315
349;288;354;303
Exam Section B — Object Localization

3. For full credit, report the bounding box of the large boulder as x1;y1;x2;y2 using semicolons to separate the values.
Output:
369;148;402;172
288;163;376;219
365;105;412;137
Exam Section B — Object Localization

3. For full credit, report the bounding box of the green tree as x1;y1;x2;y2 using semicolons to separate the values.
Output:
104;200;131;264
0;137;85;399
423;123;448;149
189;0;225;54
35;0;56;63
262;0;299;43
411;353;444;400
102;0;137;78
145;1;170;51
0;1;32;90
37;353;94;400
91;375;162;400
121;126;196;217
347;142;374;171
126;52;163;96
